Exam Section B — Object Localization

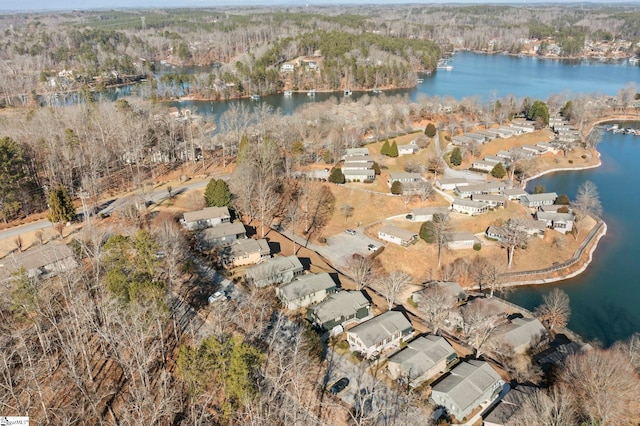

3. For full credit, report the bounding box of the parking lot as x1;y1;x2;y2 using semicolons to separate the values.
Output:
324;229;382;268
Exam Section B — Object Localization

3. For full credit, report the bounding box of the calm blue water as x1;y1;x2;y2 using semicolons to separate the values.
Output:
508;125;640;347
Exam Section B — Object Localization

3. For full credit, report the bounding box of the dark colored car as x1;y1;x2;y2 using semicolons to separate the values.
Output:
329;377;350;395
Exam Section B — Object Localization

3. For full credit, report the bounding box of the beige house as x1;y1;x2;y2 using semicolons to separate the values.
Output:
222;238;271;267
346;311;414;359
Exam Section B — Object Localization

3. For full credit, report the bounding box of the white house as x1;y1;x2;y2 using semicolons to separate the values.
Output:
182;206;231;230
0;241;78;284
472;160;499;172
455;182;507;198
279;63;295;72
471;194;506;207
464;132;487;144
389;173;423;185
430;360;504;421
276;272;337;310
387;335;457;388
398;140;419;155
452;135;475;146
344;147;370;158
446;232;481;249
344;168;375;182
409;207;449;222
343;161;374;170
451;199;489;215
535;211;575;234
502;188;527;200
436;178;470;191
346;311;414;359
378;224;418;246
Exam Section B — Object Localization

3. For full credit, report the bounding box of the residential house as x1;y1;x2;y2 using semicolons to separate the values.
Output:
485;155;508;165
412;281;467;307
485;226;508;242
464;132;487;144
182;206;231;231
346;310;414;359
455;182;507;198
276;272;337;310
344;147;370;158
476;130;498;141
502;188;527;200
494;127;516;138
539;204;572;213
535;211;575;234
409;207;449;222
387;335;458;388
446;232;481;249
197;221;247;249
510;121;536;133
522;144;547;155
245;255;304;288
471;194;506;208
398;140;419;155
430;360;504;421
279;63;295;72
343;161;374;170
537;141;558;153
451;199;489;215
520;192;558;208
517;219;548;236
436;178;470;191
0;242;78;283
496;150;513;160
221;238;271;268
490;317;548;354
345;154;374;163
305;60;318;70
344;168;376;182
472;160;499;172
483;386;537;426
307;290;372;332
451;135;475;146
389;173;423;185
378;224;418;247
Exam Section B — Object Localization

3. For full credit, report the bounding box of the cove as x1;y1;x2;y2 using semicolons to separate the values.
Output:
508;124;640;347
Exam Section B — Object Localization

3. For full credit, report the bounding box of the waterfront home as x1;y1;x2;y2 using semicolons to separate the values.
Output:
471;194;506;208
389;173;423;185
490;317;548;355
483;385;537;426
485;155;508;165
516;219;548;236
378;224;418;247
245;255;304;288
197;221;247;249
409;207;450;222
451;198;489;215
182;206;231;230
455;182;507;199
344;147;370;158
0;241;78;284
412;281;467;307
476;129;498;141
387;335;457;388
520;192;558;208
486;226;508;242
430;360;504;422
522;144;547;155
276;272;337;310
398;139;419;155
344;168;375;182
502;188;527;200
446;232;481;249
537;141;558;154
307;290;372;332
346;310;414;359
535;211;575;234
221;238;271;268
539;204;572;213
436;177;470;191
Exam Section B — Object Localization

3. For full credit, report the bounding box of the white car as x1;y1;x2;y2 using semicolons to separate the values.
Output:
208;290;227;304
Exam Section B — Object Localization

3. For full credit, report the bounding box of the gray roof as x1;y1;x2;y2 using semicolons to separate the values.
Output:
496;317;547;351
431;360;502;413
389;173;422;181
0;241;76;282
343;161;374;169
388;335;456;381
503;188;527;197
471;194;506;202
183;206;230;223
199;221;246;240
446;231;478;242
344;154;373;162
379;224;418;241
343;168;375;177
437;178;470;187
452;198;488;209
539;204;571;213
520;192;558;203
226;238;270;258
245;255;303;281
456;182;507;194
483;386;537;425
411;207;449;217
278;272;337;303
308;290;369;323
349;311;413;347
345;147;370;156
535;211;574;222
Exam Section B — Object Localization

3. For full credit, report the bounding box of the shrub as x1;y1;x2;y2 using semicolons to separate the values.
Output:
568;159;574;164
473;243;482;251
390;181;403;195
581;154;587;159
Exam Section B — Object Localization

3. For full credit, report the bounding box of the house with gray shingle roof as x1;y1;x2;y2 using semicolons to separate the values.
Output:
535;211;575;234
221;238;271;267
446;232;481;249
483;385;537;426
0;241;78;283
378;224;418;247
182;206;231;230
430;360;504;421
346;311;414;359
519;192;558;208
410;207;450;222
490;317;548;354
307;290;372;332
276;272;337;310
387;335;457;388
389;173;423;184
471;194;506;207
343;168;375;182
502;188;527;200
344;147;370;158
197;221;247;249
451;198;489;216
245;255;304;288
436;178;470;191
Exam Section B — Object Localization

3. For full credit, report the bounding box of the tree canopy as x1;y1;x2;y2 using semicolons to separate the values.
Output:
328;167;345;184
205;178;232;208
450;147;462;166
47;185;75;223
527;100;550;125
491;162;507;178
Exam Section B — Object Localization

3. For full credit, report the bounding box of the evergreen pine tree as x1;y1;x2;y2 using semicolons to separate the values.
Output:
389;141;399;157
47;185;75;223
205;178;232;207
490;162;507;179
381;140;390;156
328;167;345;184
390;181;403;195
450;147;462;166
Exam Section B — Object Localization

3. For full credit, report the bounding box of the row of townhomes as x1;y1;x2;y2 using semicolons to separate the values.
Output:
342;147;376;182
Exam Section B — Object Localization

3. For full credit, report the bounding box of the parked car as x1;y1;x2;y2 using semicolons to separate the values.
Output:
329;377;350;395
367;244;377;251
208;290;227;304
345;229;357;235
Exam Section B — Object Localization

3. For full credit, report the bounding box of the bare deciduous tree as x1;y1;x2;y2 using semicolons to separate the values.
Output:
535;288;571;331
377;271;412;311
571;180;602;240
461;299;506;356
510;385;577;426
347;255;374;291
416;282;452;334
